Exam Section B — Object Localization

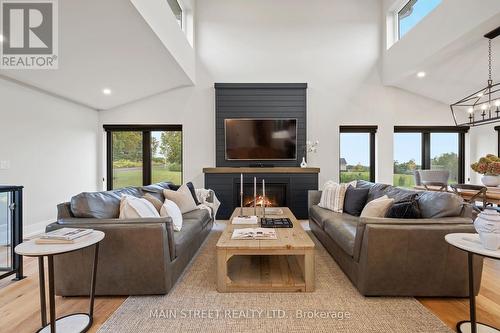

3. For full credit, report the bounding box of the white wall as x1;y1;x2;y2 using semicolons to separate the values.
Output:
469;125;498;184
0;79;99;236
98;59;215;189
99;0;460;188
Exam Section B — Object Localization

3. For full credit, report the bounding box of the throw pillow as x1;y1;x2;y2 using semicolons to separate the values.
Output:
142;193;163;213
160;199;183;231
343;186;369;216
159;182;200;205
360;195;394;218
163;184;198;214
318;180;356;213
386;195;421;219
119;195;160;219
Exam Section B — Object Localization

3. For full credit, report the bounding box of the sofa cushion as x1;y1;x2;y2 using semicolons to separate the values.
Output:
174;218;203;258
323;213;359;257
418;191;464;218
183;209;211;229
309;205;334;229
70;187;143;219
343;186;369;216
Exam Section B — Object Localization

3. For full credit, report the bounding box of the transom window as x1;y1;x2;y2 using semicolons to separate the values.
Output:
104;125;183;190
397;0;441;39
167;0;183;29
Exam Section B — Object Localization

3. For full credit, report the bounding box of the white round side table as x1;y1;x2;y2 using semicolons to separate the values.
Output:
15;230;105;333
445;233;500;333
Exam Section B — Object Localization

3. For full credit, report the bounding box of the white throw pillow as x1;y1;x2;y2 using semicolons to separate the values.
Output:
360;195;395;218
163;184;198;214
160;199;183;231
318;180;356;213
119;195;160;219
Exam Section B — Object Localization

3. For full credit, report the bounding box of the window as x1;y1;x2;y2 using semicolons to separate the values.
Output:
105;125;182;190
497;126;500;155
430;133;459;183
339;126;377;183
393;126;467;188
167;0;183;29
393;133;421;188
398;0;441;39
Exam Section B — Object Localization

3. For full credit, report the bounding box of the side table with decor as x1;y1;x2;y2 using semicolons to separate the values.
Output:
445;208;500;333
15;230;105;333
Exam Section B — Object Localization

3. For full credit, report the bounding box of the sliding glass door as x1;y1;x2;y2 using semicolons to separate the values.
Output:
105;125;183;190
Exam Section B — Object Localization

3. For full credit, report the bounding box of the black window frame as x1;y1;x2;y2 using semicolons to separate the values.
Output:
339;125;377;183
104;124;183;190
394;126;469;184
496;126;500;155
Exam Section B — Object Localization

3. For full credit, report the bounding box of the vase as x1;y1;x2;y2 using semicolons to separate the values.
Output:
481;175;500;187
474;209;500;250
300;157;308;168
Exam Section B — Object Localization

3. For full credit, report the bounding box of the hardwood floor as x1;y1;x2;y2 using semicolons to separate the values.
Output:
0;256;126;333
418;258;500;330
0;244;499;332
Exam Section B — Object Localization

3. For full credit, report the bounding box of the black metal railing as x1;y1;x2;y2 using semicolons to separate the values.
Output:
0;185;25;281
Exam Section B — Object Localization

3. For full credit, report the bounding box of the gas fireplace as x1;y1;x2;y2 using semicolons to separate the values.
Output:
235;183;287;208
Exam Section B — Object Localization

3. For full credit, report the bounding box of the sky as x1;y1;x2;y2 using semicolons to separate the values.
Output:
341;132;458;166
399;0;442;37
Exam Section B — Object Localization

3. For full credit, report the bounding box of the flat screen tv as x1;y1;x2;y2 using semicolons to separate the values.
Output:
225;118;297;160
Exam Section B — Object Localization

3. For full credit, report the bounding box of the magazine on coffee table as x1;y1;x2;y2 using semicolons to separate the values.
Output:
231;228;277;240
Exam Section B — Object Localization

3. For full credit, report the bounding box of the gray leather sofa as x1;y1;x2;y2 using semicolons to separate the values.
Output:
308;180;483;297
46;182;214;296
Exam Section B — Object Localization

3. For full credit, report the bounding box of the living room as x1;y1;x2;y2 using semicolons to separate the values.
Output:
1;0;500;332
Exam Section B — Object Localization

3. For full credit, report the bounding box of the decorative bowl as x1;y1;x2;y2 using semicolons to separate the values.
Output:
474;209;500;250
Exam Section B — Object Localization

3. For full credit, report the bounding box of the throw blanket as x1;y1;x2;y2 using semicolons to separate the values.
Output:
195;189;220;219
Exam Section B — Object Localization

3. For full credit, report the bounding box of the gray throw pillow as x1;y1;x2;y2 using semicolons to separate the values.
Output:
343;186;369;216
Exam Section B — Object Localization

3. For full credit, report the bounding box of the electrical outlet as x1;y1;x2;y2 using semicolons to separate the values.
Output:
0;160;10;169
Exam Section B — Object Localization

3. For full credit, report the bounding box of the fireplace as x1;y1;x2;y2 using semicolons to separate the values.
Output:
234;182;287;209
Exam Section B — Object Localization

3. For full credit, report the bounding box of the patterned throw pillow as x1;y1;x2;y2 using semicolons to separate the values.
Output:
318;180;357;213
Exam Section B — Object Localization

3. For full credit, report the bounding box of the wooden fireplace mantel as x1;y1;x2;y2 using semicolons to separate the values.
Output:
202;167;320;174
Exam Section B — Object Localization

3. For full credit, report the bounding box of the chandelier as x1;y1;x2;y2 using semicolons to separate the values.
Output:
450;27;500;127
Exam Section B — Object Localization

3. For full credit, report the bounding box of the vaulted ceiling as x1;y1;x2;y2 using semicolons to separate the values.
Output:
0;0;194;110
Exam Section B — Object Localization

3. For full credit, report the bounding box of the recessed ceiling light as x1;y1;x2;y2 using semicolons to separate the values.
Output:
416;71;426;78
102;88;112;95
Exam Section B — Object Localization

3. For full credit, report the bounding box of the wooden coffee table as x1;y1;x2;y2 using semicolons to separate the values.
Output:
216;207;315;292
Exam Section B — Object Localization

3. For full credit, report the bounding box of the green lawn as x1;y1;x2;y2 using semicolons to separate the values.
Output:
113;166;182;189
340;171;370;183
341;172;416;188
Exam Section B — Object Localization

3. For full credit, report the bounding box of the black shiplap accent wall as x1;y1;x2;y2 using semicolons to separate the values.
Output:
215;83;307;167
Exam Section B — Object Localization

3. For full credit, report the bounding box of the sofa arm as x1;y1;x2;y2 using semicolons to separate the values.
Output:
46;219;176;296
52;217;176;261
57;202;74;219
359;216;472;226
308;191;322;209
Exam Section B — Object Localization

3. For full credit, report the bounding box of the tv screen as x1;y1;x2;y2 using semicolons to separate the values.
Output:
225;118;297;160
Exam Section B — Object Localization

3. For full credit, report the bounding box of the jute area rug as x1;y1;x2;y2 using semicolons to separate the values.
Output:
98;222;452;333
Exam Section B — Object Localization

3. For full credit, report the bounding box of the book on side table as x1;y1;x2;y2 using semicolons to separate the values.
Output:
36;228;94;244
